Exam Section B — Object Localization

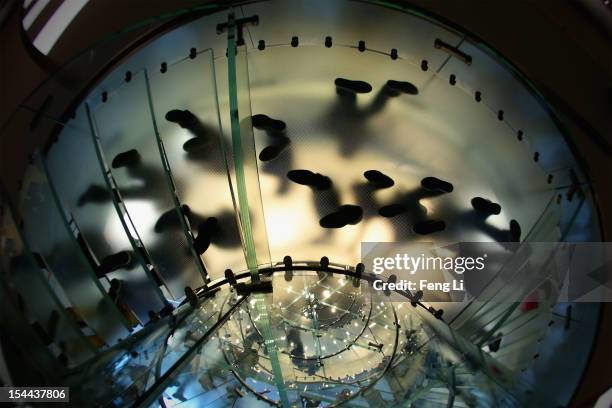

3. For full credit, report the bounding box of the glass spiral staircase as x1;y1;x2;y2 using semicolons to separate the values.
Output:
0;1;601;407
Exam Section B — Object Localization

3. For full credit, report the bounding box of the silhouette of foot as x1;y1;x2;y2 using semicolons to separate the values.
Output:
112;149;140;169
100;251;133;273
320;205;363;228
421;177;453;193
259;137;290;162
251;114;286;132
193;217;218;254
155;207;190;232
509;219;521;242
413;220;446;235
287;170;332;190
386;80;419;96
182;136;215;153
334;78;372;94
78;185;110;206
165;109;197;128
364;170;394;189
471;197;501;216
379;203;409;218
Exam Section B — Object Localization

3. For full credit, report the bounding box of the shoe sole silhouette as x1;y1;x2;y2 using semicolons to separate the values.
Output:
364;170;394;188
335;78;372;94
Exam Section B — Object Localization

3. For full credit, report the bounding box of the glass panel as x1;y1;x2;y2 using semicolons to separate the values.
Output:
147;49;246;281
415;302;538;406
245;44;552;267
13;4;227;132
0;261;63;378
136;270;528;407
18;155;131;345
266;271;401;404
45;105;167;323
437;41;584;183
240;0;463;67
451;206;559;337
224;17;273;275
450;195;562;333
144;70;208;285
371;303;438;406
130;289;244;408
143;296;251;408
68;286;238;407
90;71;206;298
0;195;96;366
448;190;587;377
224;15;288;405
1;3;599;407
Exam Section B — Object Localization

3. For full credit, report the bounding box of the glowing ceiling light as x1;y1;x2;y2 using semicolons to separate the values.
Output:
103;200;156;248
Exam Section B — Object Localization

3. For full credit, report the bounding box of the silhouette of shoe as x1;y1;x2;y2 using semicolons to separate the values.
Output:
421;177;454;193
320;205;363;228
197;217;218;236
334;78;372;94
413;220;446;235
165;109;197;128
194;217;217;254
471;197;501;216
100;251;133;273
379;203;408;217
386;80;419;95
77;185;110;206
111;149;140;169
183;136;214;152
251;114;286;132
364;170;394;188
287;170;332;190
509;219;521;242
259;137;290;162
155;208;181;232
193;234;211;255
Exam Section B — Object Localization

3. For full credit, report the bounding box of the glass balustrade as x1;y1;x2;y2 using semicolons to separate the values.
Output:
0;1;603;407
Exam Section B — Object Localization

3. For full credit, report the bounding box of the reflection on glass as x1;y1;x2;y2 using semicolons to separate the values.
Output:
147;49;246;282
0;197;96;366
224;15;288;405
91;72;206;298
0;1;598;406
246;45;552;270
69;286;236;407
45;106;167;323
19;155;131;345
